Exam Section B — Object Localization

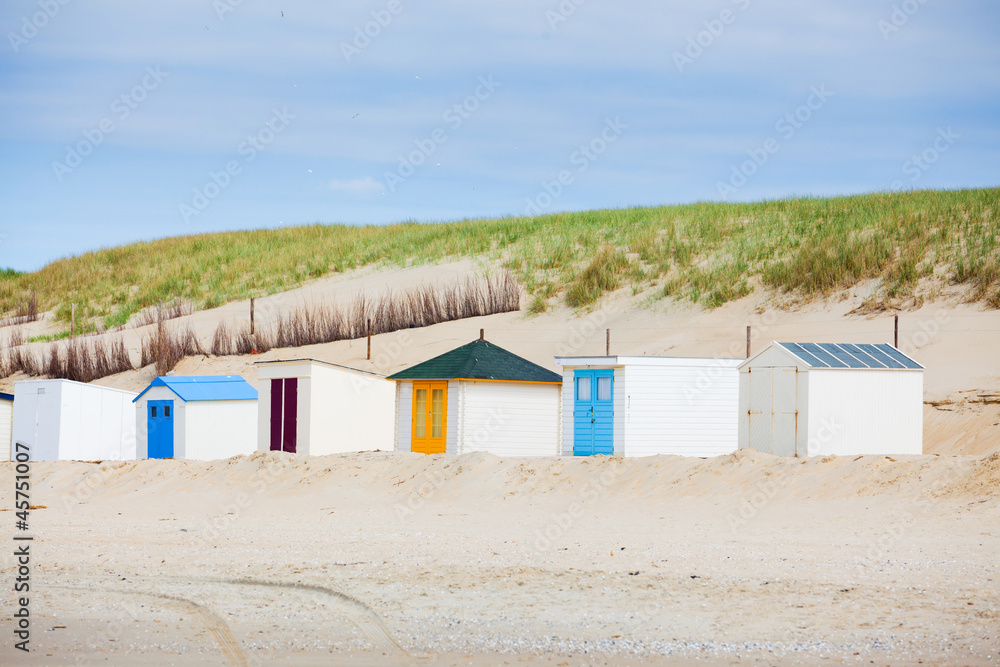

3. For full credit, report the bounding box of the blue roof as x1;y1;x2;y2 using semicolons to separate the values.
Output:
133;375;257;403
0;392;12;402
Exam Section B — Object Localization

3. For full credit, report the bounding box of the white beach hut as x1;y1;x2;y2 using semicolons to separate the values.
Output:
12;379;137;461
388;338;563;456
738;342;923;457
134;375;258;460
1;392;13;459
555;356;742;457
256;359;396;455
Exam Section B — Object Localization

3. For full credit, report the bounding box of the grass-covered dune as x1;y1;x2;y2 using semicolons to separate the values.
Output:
1;187;997;332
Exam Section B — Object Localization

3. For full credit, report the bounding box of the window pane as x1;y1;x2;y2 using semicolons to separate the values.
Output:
150;406;157;418
577;376;590;401
164;406;171;418
597;376;612;401
415;389;427;438
431;389;444;438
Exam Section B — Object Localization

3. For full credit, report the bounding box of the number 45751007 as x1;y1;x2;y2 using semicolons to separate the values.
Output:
14;442;30;524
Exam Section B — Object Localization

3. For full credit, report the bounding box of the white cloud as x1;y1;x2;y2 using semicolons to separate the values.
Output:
328;176;382;195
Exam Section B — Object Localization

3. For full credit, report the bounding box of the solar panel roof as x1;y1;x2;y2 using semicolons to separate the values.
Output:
777;342;922;370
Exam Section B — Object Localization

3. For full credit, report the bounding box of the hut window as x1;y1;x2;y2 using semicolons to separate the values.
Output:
597;376;612;401
431;388;444;438
150;406;157;417
414;389;427;438
164;406;171;417
576;376;590;401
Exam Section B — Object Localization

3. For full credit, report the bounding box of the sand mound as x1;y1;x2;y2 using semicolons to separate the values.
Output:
13;449;999;511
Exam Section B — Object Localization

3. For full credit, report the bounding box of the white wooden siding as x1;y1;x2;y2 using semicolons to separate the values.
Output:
807;369;923;456
256;376;272;453
457;381;561;457
560;369;575;456
14;379;136;461
395;381;412;452
612;368;626;456
185;400;257;460
446;380;460;456
307;365;394;455
621;362;739;457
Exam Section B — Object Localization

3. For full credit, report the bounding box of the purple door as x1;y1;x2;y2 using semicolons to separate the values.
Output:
269;378;298;453
282;378;297;454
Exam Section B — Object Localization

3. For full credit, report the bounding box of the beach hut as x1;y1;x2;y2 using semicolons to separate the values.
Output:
388;338;563;456
134;375;257;460
554;356;742;457
12;379;137;461
255;359;396;455
738;342;923;457
1;392;12;459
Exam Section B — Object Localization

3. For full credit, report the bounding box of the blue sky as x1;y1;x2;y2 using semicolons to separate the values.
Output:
1;0;998;271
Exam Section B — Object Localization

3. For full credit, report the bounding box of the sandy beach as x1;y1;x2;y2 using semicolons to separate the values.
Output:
2;448;998;665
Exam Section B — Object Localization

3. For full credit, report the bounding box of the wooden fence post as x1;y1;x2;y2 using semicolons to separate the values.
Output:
606;328;610;356
367;319;372;360
746;325;751;358
250;298;255;335
894;314;899;348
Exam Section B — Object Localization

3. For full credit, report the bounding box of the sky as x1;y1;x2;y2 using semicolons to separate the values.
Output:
0;0;998;272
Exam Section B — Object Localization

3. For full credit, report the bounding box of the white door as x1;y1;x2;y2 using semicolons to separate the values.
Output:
748;368;773;453
747;367;798;455
771;368;798;456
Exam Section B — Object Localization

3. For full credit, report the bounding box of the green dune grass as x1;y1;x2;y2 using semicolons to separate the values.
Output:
2;187;997;333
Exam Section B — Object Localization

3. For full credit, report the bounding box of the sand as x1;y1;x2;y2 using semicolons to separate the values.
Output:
1;449;998;665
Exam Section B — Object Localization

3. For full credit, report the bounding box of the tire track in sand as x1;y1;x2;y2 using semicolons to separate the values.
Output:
51;585;250;667
205;577;415;664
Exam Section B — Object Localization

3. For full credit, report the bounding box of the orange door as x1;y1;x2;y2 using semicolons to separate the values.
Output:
411;381;447;454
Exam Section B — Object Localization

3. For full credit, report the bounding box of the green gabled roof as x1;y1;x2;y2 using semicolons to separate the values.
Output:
387;339;562;383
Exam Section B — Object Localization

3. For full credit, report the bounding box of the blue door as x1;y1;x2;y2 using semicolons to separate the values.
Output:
147;400;174;459
573;369;614;456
